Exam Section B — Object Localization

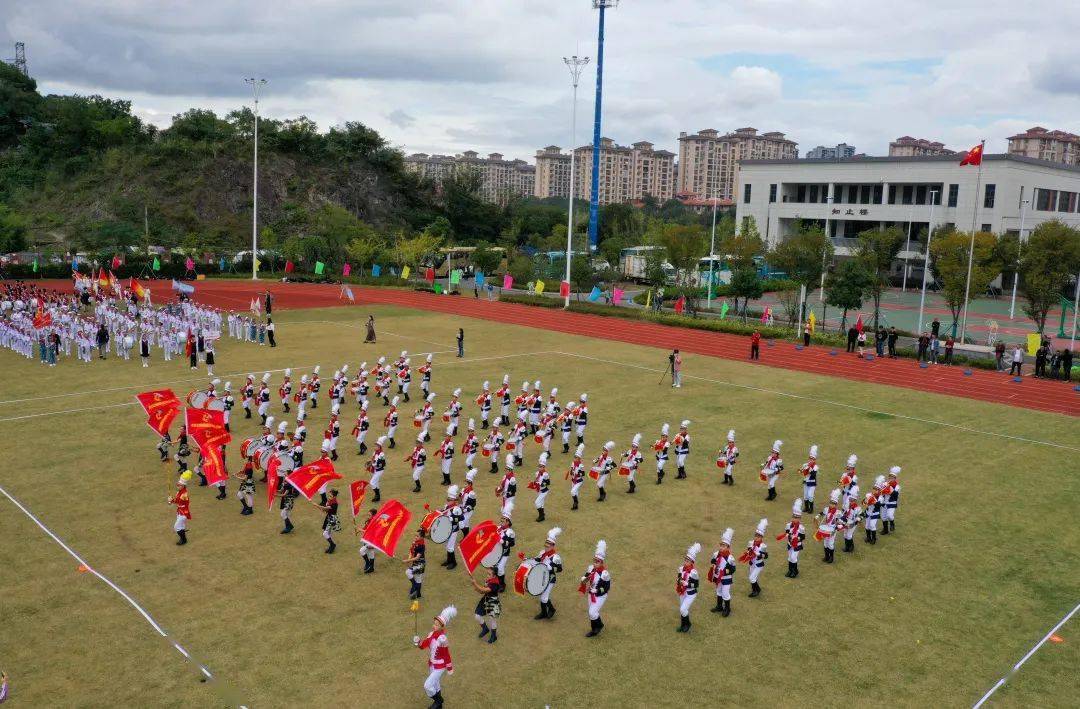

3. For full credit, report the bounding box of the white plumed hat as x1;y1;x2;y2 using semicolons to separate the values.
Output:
426;354;432;363
483;380;490;389
341;364;349;373
501;499;514;519
685;542;701;562
594;539;607;560
539;451;549;467
604;440;614;450
727;429;735;442
452;388;461;397
361;401;369;411
468;418;475;430
265;416;275;429
262;372;272;383
447;484;459;499
829;488;841;503
465;468;477;482
521;380;529;390
533;380;541;390
284;368;291;377
502;374;510;384
631;433;641;447
391;396;400;407
661;423;670;436
224;381;232;391
404;358;411;366
580;393;588;402
546;527;562;544
505;453;515;467
809;445;819;458
321;439;330;452
721;528;734;546
755;518;768;536
792;498;803;516
333;370;341;378
277;421;288;433
376;436;387;446
680;420;690;428
575;443;585;457
301;375;308;383
401;350;407;357
874;475;886;489
427;393;436;402
211;378;220;386
550;387;558;397
847;454;858;467
436;605;457;625
313;365;320;374
889;466;901;477
772;440;783;452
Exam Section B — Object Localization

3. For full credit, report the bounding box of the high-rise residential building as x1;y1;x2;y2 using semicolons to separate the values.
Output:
537;138;675;204
1007;126;1080;166
888;136;954;157
677;127;798;202
806;143;857;160
404;151;535;205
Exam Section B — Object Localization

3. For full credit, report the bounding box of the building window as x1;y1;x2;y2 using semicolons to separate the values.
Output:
821;184;830;203
915;185;927;205
983;184;996;208
888;185;897;205
981;223;992;233
902;185;914;205
796;185;807;203
873;184;883;204
809;185;819;203
769;184;777;203
947;184;959;207
1058;191;1075;213
743;183;752;204
860;185;872;204
1035;188;1054;211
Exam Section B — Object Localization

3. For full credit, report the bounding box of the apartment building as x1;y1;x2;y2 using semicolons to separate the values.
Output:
677;127;798;202
888;136;954;157
547;138;676;205
404;151;535;205
1007;126;1080;166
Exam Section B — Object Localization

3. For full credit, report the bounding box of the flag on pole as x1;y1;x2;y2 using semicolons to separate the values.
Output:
855;314;864;333
171;279;195;294
588;286;602;302
459;520;501;573
372;264;382;277
808;310;816;333
32;305;52;329
98;269;110;289
433;283;443;295
285;458;342;501
424;267;435;283
959;143;984;166
349;480;369;517
219;257;226;271
184;408;231;486
343;263;352;277
534;280;545;294
450;269;462;285
559;280;570;297
401;265;411;280
72;255;79;271
152;256;160;271
135;389;181;436
253;257;260;274
674;296;686;314
502;274;513;290
266;455;282;512
360;499;413;556
284;260;295;274
130;278;147;300
720;300;729;319
475;272;485;287
314;261;325;275
612;287;624;305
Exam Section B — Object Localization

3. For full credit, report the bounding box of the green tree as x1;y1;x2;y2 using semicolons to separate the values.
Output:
1018;220;1080;333
643;247;668;286
569;253;596;296
0;205;29;252
930;229;1001;334
507;254;537;286
825;259;872;332
721;217;763;269
658;224;708;287
729;267;764;323
345;234;383;272
854;225;905;331
768;223;832;321
394;231;443;269
472;245;502;276
0;62;42;149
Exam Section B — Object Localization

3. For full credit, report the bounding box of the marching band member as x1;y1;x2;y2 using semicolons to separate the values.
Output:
419;354;433;399
674;420;691;480
580;539;611;637
446;388;462;436
816;489;842;563
315;488;341;554
780;499;806;578
234;456;255;515
508;419;527;467
279;368;292;414
533;527;563;620
840;454;859;508
495;374;511;425
174;425;191;473
575;393;589;446
394;351;407;391
257;373;272;424
462;419;480;469
676;543;701;633
545;388;561;418
289;432;304;469
530;456;550;522
460;469;478;537
761;440;784;500
384;396;400;449
353;402;370;455
434;430;455;486
484;424;504;475
168;471;193;545
863;476;885;545
514;380;529;423
741;519;768;598
568;443;585;510
405;527;427;599
560;400;575;454
536;413;555;456
276;469;299;534
419;393;436;443
476;381;492;429
220;382;235;432
800;445;820;512
527;380;543;433
654;423;670;484
717;429;738;485
493;501;516;591
336;365;348;408
297;374;310;420
593;441;616;502
399;358;412;402
157;431;172;463
471;572;502;644
309;365;321;409
841;493;861;553
621;434;644;494
439;485;464;570
325;413;341;461
881;466;901;534
414;605;456;709
358;507;378;573
407;435;427;493
241;374;255;419
354;366;370;409
375;358;391;405
708;528;736;616
496;454;517;507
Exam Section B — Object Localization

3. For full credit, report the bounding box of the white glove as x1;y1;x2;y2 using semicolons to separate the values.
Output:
412;635;420;646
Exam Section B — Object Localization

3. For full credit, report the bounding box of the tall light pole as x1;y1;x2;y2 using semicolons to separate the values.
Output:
587;1;618;249
707;187;718;309
1008;198;1029;320
917;189;939;334
901;201;916;292
245;77;267;280
563;55;589;309
820;195;834;301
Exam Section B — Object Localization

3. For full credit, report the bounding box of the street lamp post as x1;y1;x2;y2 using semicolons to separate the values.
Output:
917;190;939;334
1009;198;1029;320
901;202;915;292
820;195;834;301
563;55;589;309
707;186;718;310
244;77;267;281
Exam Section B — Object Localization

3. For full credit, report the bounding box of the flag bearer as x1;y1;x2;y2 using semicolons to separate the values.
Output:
168;471;193;545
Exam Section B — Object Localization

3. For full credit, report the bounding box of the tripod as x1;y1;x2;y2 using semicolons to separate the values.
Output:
658;359;673;385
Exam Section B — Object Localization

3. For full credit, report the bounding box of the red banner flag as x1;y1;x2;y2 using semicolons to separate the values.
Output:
855;314;864;334
135;389;182;436
267;456;281;512
559;280;570;297
284;260;295;274
32;305;53;329
107;270;118;290
111;255;122;270
459;520;500;573
674;296;686;315
349;480;369;517
360;499;412;557
130;277;147;299
185;408;231;485
959;143;984;167
285;457;342;501
97;268;109;289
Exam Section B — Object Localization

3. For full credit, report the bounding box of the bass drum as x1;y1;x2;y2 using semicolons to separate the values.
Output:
205;398;226;412
274;452;296;475
254;444;276;471
187;391;210;409
240;437;255;458
429;515;454;544
480;544;503;569
525;563;551;596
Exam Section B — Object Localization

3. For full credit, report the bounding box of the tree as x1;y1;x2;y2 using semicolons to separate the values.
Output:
1018;220;1080;333
854;225;905;331
442;169;502;243
569;253;597;296
643;247;668;287
507;254;537;286
472;245;502;276
0;205;29;252
0;62;42;149
422;216;454;242
345;234;383;272
658;224;708;287
768;222;832;321
720;217;763;270
729;267;764;323
825;259;872;332
930;230;1001;335
393;231;443;270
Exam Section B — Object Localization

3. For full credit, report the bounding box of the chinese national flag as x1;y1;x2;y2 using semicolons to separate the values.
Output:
559;280;570;297
361;499;413;557
266;456;281;511
349;480;369;517
960;143;984;166
285;457;342;501
98;268;110;289
111;255;122;270
135;389;182;436
459;520;500;573
674;296;686;315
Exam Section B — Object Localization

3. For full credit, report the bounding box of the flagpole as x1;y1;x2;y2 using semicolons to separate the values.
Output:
958;140;985;344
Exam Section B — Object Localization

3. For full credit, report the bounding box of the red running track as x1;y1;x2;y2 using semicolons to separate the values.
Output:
29;279;1080;416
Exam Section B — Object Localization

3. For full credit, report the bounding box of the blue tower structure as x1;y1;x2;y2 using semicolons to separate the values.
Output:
587;1;618;248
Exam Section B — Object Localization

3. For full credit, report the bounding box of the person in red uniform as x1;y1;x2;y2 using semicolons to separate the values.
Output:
414;605;457;709
168;471;193;545
750;330;761;360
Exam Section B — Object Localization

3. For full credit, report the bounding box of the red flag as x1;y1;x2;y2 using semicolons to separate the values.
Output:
284;260;295;274
424;267;435;283
32;305;52;329
107;270;118;289
361;499;413;557
130;277;147;299
349;480;369;517
111;255;122;270
343;263;352;277
135;389;181;436
459;520;500;573
97;268;109;288
559;280;570;297
285;457;342;501
267;456;281;512
185;408;231;484
674;296;686;315
855;315;864;334
959;143;984;167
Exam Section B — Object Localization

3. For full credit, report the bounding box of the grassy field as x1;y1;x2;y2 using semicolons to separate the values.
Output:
1;303;1077;708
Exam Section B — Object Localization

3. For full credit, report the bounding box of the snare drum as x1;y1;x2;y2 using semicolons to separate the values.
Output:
716;458;727;469
187;391;209;409
617;465;630;477
429;514;454;544
533;433;544;444
815;525;835;541
413;416;423;428
441;414;450;423
481;445;492;458
525;563;550;596
480;545;503;569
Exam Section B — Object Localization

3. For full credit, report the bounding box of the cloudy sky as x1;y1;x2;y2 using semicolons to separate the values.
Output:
4;0;1079;161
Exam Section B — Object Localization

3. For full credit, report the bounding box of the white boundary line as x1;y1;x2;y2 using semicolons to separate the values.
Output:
0;482;220;683
555;351;1080;453
972;602;1079;707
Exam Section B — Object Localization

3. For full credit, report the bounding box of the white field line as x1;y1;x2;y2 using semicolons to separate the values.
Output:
972;602;1080;708
553;351;1080;453
0;482;221;684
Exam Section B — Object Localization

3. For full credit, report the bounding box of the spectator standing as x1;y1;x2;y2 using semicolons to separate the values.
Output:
264;290;274;315
917;332;929;362
802;320;811;347
670;349;682;387
944;335;955;365
875;326;886;357
856;329;867;357
887;327;899;358
1034;343;1048;378
456;328;464;358
750;330;761;360
1049;349;1062;380
929;335;940;364
1061;348;1073;381
994;340;1006;371
266;318;277;348
1009;344;1024;375
846;326;858;353
931;317;941;339
364;315;377;343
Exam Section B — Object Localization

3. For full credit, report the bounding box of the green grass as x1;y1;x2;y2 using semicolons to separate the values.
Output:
0;304;1077;708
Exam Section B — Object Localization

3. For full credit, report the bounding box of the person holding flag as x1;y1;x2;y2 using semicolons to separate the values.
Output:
356;507;379;574
311;488;342;554
168;471;193;545
414;605;456;709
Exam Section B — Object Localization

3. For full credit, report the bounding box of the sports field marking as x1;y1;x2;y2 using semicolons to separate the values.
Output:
555;351;1080;453
0;482;224;687
972;601;1079;708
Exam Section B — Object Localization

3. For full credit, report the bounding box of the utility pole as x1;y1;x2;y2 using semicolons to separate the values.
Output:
244;78;267;280
1009;198;1028;320
563;55;589;308
587;1;618;249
